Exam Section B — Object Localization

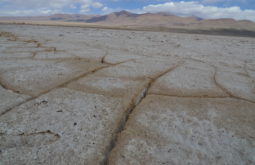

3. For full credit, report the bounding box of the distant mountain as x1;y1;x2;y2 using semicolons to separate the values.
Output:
0;13;97;22
86;10;139;23
1;10;255;31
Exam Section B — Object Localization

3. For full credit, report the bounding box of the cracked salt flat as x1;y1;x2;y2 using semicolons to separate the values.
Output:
216;69;255;102
0;59;103;96
0;24;255;165
149;60;228;97
0;85;30;115
0;88;127;164
109;96;255;165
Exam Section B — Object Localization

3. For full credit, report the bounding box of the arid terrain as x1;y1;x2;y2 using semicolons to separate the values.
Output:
1;11;255;37
0;23;255;165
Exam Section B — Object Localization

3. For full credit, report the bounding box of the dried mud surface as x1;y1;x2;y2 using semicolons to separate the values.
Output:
0;24;255;165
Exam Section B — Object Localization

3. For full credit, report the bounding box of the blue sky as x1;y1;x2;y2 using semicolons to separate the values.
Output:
0;0;255;21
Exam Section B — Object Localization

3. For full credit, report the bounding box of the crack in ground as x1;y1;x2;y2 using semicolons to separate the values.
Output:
0;60;131;117
212;65;255;104
212;65;233;97
101;50;108;64
31;52;37;58
0;65;106;116
0;80;27;96
149;92;231;99
1;130;60;138
0;130;61;149
0;32;17;41
102;63;181;165
243;61;253;78
102;62;254;164
0;31;59;59
0;66;107;116
148;93;255;105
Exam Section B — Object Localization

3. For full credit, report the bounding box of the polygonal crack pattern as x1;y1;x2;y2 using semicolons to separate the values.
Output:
0;24;255;165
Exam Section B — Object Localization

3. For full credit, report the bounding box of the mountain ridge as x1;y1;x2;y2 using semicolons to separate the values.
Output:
1;10;255;32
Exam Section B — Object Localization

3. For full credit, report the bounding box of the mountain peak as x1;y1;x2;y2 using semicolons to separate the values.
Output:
112;10;138;17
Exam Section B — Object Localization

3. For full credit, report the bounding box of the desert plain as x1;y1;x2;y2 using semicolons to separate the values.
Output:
0;23;255;165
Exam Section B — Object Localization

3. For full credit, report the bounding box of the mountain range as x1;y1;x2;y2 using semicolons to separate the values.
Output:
1;10;255;36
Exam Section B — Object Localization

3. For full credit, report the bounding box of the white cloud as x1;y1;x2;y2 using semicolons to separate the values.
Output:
102;6;115;14
92;2;103;8
0;9;58;16
70;4;77;9
80;4;90;13
142;1;255;21
78;0;104;13
102;7;111;12
0;0;104;16
1;0;255;22
202;0;247;4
